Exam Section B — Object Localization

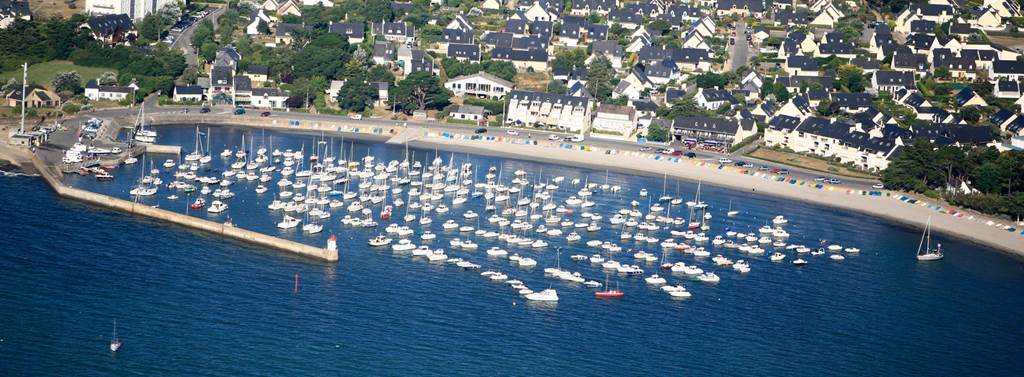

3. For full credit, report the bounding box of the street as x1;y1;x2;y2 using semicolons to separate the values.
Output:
169;5;226;67
725;19;751;71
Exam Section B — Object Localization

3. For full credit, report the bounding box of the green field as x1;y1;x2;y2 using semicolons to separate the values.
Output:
0;61;116;90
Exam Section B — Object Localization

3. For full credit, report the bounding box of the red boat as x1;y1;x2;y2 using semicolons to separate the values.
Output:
381;205;392;220
595;290;624;298
190;198;206;209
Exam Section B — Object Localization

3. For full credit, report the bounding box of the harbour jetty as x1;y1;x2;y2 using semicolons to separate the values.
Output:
28;153;338;263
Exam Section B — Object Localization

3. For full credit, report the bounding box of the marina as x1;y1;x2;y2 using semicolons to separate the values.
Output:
2;124;1023;375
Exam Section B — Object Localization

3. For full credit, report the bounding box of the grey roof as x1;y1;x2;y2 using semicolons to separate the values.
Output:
671;116;745;136
787;55;819;70
85;79;134;93
329;22;365;39
247;65;269;76
234;76;252;92
591;40;623;57
874;70;915;87
174;85;204;95
609;9;642;24
491;47;548;62
993;60;1024;75
910;19;936;34
252;87;288;97
453;104;486;116
447;44;481;61
85;14;134;37
211;66;233;86
832;93;873;109
484;32;514;48
511;35;549;51
716;0;766;12
509;90;590;108
373;22;415;37
443;28;474;44
700;88;737;103
586;23;609;40
954;87;978;106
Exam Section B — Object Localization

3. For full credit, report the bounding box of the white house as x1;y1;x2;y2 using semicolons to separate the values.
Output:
84;79;137;101
506;90;593;133
591;104;638;140
449;105;487;122
444;72;515;99
250;88;289;109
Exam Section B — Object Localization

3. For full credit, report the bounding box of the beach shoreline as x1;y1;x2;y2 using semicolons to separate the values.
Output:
402;134;1024;260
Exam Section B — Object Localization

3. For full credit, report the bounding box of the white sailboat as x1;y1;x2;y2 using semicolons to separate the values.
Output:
916;217;944;261
109;320;123;352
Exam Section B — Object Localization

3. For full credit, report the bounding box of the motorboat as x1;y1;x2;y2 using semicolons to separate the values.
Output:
525;289;559;302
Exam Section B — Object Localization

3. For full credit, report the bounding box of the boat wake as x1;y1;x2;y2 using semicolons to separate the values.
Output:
0;170;38;178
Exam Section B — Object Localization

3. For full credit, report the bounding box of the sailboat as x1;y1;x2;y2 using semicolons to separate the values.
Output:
132;106;156;144
595;275;624;298
727;200;738;217
916;216;944;261
110;320;123;352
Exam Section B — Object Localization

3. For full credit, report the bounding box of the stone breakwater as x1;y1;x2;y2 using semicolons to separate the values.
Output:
29;153;338;263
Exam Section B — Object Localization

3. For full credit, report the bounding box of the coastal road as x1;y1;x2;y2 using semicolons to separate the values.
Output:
75;103;882;191
726;20;751;72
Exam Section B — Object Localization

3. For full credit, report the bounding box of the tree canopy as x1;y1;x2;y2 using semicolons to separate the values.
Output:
391;72;450;113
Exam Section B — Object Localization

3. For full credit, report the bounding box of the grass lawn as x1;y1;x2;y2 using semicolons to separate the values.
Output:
747;147;878;179
29;0;83;19
515;71;551;91
0;61;116;90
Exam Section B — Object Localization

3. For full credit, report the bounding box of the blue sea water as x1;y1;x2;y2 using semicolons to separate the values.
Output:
2;125;1023;375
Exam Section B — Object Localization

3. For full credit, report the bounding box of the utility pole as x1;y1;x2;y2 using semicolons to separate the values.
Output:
19;62;27;135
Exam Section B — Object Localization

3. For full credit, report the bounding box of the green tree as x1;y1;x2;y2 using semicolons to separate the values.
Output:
646;123;670;142
364;0;394;22
191;20;215;49
138;12;166;42
551;48;587;71
337;78;377;112
585;55;614;101
391;71;449;112
52;71;82;93
961;106;982;124
98;71;118;85
694;73;729;89
547;79;566;94
292;33;352;79
836;64;866;92
199;41;219;62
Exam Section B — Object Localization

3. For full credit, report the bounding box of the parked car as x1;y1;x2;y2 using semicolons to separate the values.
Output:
758;165;770;171
814;176;826;182
872;183;885;189
639;146;653;152
685;152;697;158
474;128;487;134
718;157;732;164
671;150;683;156
571;135;584;142
349;114;362;120
548;134;561;141
733;161;746;167
233;107;245;115
778;169;790;175
260;111;271;117
828;178;841;184
771;168;781;174
199;107;210;113
506;129;519;136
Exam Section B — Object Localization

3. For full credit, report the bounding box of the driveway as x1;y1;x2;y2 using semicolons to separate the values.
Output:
170;5;226;67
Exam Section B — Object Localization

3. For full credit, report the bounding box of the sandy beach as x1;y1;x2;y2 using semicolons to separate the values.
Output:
402;130;1024;259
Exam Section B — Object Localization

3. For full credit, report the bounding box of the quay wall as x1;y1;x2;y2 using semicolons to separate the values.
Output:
145;144;182;155
30;154;338;262
145;114;395;142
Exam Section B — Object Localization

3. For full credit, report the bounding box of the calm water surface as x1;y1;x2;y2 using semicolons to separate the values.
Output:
1;125;1022;375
